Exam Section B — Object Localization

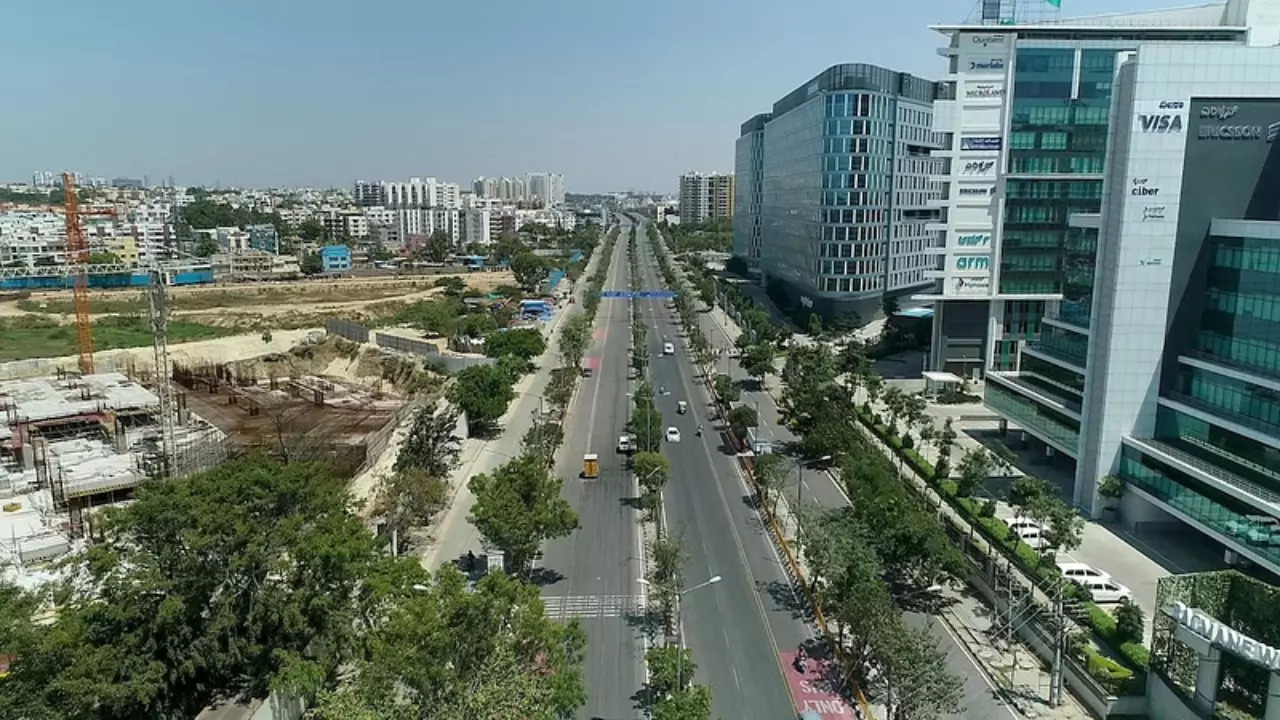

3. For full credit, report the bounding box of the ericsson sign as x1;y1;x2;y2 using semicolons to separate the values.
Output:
1196;104;1280;142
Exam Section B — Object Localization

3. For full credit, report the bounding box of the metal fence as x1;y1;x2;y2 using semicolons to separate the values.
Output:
325;318;370;343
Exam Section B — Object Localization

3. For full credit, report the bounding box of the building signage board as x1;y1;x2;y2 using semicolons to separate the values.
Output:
955;255;991;272
951;276;991;296
968;34;1006;47
968;58;1006;72
961;137;1002;151
1138;114;1183;133
960;160;996;177
1168;602;1280;672
955;233;991;248
1130;177;1159;197
957;186;992;198
965;83;1005;100
1141;205;1167;222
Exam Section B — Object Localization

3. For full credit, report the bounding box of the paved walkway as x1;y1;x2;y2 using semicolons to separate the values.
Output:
420;244;604;570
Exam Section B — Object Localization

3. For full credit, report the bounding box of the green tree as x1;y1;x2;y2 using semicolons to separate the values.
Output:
872;621;964;720
522;419;564;467
632;451;670;511
0;456;379;719
424;229;454;263
394;404;461;476
653;684;713;720
450;364;516;434
726;404;758;439
1113;602;1146;644
807;312;823;338
459;312;499;339
713;374;739;403
301;252;323;275
649;535;687;636
298;218;327;242
468;455;579;575
544;368;577;415
645;646;696;697
631;396;663;453
955;448;996;499
88;251;121;265
559;315;590;370
510;252;549;291
494;233;525;263
740;343;775;385
194;236;220;257
484;327;547;362
376;468;450;549
752;452;787;517
313;564;587;720
398;298;462;337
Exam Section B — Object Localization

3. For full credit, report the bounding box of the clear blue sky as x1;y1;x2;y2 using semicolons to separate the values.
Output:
2;0;1175;192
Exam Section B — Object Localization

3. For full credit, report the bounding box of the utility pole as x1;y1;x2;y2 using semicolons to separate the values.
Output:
1049;579;1065;706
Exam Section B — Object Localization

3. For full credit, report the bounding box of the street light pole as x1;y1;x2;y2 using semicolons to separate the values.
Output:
637;574;721;694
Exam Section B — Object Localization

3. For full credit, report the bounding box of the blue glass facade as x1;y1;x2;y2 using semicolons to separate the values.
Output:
732;114;769;264
741;64;939;324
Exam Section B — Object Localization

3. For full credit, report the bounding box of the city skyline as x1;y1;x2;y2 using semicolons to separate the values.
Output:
0;0;1173;192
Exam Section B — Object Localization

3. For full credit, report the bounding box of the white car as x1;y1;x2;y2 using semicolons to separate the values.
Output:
1006;517;1040;534
665;427;681;443
1078;577;1133;604
1015;524;1049;550
662;342;675;355
1057;562;1111;583
617;435;633;453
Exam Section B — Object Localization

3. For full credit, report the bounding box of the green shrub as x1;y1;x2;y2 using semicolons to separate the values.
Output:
1084;647;1134;695
901;434;915;450
1113;603;1145;645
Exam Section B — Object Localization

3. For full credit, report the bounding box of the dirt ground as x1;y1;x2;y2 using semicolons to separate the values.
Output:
0;270;515;327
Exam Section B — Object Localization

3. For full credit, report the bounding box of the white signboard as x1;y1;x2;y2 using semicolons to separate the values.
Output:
959;160;996;177
955;185;994;200
1169;602;1280;672
953;233;992;248
965;83;1005;100
966;34;1007;48
967;58;1006;73
951;276;991;296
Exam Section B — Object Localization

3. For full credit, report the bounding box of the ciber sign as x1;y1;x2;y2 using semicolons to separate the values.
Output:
1131;178;1159;197
1168;602;1280;672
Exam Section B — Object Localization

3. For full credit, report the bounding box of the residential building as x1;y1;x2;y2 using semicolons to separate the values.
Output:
963;11;1280;581
526;173;565;208
732;115;770;265
211;250;301;279
735;63;942;324
319;245;352;273
460;209;492;247
247;224;279;254
395;208;459;244
0;211;65;265
354;181;386;207
679;172;735;226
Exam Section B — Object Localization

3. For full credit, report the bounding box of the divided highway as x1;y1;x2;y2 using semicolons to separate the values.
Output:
631;219;807;720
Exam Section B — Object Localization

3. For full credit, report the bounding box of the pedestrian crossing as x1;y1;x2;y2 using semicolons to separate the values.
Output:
540;593;645;620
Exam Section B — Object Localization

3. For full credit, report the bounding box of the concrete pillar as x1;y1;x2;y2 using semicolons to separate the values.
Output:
999;419;1008;435
1046;445;1055;459
1193;646;1222;715
114;429;128;454
22;443;34;470
1265;671;1280;720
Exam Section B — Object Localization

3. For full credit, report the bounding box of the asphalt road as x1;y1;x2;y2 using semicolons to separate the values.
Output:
539;218;647;719
633;221;806;720
688;260;1017;719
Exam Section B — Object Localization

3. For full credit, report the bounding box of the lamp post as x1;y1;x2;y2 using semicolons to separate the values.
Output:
638;574;722;693
790;455;832;536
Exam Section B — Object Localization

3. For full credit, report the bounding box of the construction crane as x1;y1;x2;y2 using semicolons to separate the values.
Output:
61;172;114;375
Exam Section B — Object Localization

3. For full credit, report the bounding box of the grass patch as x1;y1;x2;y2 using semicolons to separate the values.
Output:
0;315;234;362
15;282;436;316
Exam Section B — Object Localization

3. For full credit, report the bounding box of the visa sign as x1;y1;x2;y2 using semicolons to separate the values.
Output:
1138;114;1183;133
956;234;990;247
955;255;990;271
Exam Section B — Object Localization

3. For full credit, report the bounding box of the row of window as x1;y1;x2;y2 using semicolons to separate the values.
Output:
1006;180;1104;200
1196;330;1280;380
1008;155;1106;175
1204;288;1280;325
1155;406;1280;492
821;259;881;276
1036;324;1090;367
1211;241;1280;275
1009;104;1111;128
1021;354;1086;393
820;223;884;241
819;240;883;258
986;382;1081;451
820;275;882;293
1177;367;1280;435
822;172;889;191
821;191;890;209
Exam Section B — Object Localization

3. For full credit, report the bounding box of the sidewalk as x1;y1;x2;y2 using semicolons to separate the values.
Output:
420;242;606;570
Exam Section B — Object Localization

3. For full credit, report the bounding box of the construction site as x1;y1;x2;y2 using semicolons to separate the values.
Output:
0;174;407;589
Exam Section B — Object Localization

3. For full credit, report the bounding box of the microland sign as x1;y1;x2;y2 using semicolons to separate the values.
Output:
1168;602;1280;671
965;84;1005;100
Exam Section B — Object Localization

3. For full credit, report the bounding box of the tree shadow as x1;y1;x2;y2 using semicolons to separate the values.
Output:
527;567;565;587
466;423;503;441
764;578;812;621
618;495;644;511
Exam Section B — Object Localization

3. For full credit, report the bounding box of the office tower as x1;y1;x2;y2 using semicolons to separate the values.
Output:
928;0;1280;577
679;172;735;226
732;63;942;324
732;114;770;265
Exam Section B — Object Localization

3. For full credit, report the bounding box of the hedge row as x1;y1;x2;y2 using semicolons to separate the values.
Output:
853;405;1149;694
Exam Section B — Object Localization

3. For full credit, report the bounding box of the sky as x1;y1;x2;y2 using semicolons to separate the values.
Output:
2;0;1181;193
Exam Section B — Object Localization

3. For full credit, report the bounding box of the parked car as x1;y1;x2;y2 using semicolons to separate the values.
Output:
665;427;682;443
1006;517;1040;534
1015;524;1049;550
1057;562;1111;583
1077;577;1133;604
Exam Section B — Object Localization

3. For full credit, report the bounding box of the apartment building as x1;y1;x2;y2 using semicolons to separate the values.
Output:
353;178;462;210
679;172;735;226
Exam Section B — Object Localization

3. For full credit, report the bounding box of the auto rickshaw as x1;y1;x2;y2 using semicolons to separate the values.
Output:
582;453;599;479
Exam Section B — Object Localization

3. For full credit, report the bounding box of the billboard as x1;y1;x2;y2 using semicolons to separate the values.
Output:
961;136;1002;151
964;83;1005;100
951;276;991;297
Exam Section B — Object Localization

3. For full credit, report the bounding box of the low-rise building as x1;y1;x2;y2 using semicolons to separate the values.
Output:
319;245;351;273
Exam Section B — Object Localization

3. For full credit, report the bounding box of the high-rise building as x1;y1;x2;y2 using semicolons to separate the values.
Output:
526;173;565;208
924;0;1280;377
732;63;942;324
353;178;459;209
679;172;735;226
732;115;770;265
925;0;1280;577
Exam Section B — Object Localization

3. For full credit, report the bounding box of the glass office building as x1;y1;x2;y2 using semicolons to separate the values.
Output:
732;114;770;266
732;64;942;325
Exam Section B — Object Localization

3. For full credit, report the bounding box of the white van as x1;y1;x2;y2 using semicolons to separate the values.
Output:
662;342;674;355
1058;562;1110;583
1078;578;1133;604
1015;525;1048;550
